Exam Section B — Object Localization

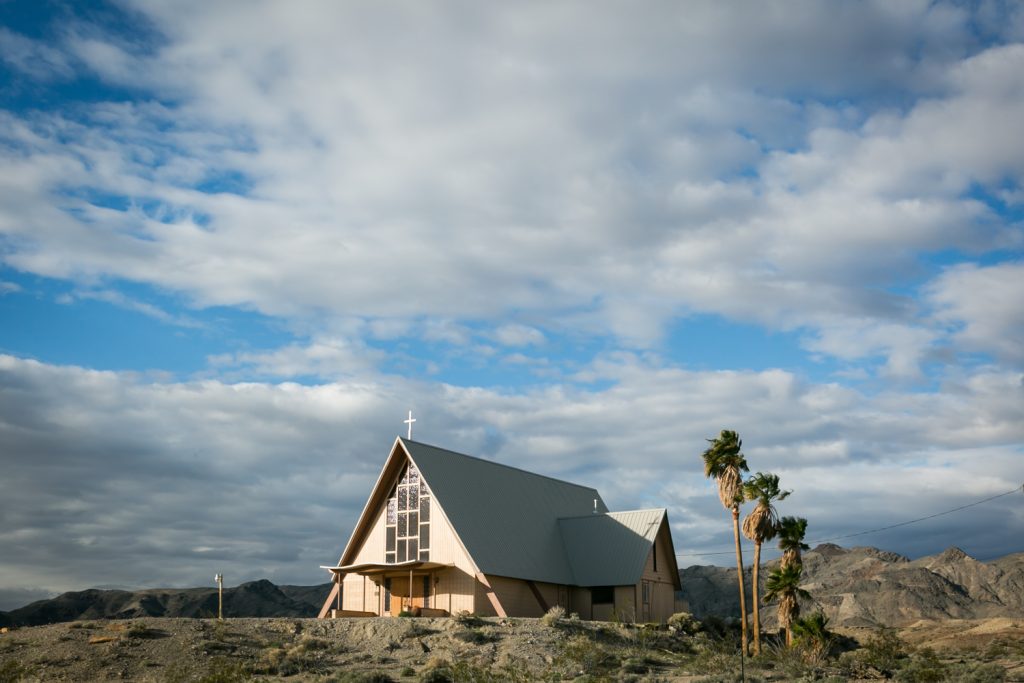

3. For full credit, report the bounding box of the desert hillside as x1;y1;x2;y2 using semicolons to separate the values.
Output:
679;544;1024;627
4;544;1023;630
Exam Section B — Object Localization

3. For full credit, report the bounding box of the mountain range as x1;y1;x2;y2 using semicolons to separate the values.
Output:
3;545;1023;628
679;544;1024;627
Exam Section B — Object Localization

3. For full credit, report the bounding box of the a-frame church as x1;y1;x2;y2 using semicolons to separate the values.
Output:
318;438;682;622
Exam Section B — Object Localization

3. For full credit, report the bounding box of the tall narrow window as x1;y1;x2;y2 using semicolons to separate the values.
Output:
653;542;657;572
384;461;431;563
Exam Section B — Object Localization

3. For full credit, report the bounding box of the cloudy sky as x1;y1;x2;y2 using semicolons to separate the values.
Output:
1;0;1023;610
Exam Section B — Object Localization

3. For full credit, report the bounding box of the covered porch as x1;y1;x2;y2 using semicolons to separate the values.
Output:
320;560;455;617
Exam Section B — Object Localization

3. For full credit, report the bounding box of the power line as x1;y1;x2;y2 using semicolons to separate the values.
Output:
676;482;1023;558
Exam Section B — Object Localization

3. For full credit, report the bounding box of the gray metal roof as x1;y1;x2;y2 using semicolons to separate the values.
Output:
558;509;667;586
403;439;609;585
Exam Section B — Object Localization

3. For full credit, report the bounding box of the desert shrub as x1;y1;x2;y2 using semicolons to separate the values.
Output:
419;660;508;683
667;611;702;635
126;622;163;639
757;639;818;680
256;641;325;676
401;666;416;677
453;610;485;627
297;635;330;651
947;662;1006;683
0;660;33;683
540;605;566;627
453;626;498;644
196;657;251;683
404;621;435;639
67;621;101;630
699;615;731;639
791;612;833;663
331;673;395;683
620;656;648;674
557;633;618;676
861;626;908;674
894;648;948;683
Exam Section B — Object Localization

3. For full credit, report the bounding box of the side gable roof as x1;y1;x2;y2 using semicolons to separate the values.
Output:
404;439;608;585
559;508;677;587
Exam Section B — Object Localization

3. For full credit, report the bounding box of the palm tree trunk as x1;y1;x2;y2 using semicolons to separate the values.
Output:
732;507;748;655
752;540;761;655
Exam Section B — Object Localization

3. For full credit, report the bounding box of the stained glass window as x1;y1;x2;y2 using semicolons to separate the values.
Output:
385;461;431;565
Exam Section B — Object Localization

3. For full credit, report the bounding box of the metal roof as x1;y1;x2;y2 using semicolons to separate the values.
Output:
559;509;668;586
403;439;609;585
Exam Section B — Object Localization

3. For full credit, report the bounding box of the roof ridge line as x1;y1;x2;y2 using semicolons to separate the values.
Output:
558;508;666;522
402;438;605;496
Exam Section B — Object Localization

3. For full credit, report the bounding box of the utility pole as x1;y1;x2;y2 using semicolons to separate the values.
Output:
215;573;224;620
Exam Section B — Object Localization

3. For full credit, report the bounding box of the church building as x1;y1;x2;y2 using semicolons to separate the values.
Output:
318;438;682;622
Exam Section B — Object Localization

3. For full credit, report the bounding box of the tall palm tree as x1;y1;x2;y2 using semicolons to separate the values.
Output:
742;472;790;655
701;429;750;654
763;564;811;646
777;516;810;570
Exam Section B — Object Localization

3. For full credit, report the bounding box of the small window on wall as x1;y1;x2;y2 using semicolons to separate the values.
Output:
653;542;658;572
590;586;614;605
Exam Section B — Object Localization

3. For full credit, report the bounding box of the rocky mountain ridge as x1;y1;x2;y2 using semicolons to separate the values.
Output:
679;544;1024;627
0;580;331;627
4;544;1023;628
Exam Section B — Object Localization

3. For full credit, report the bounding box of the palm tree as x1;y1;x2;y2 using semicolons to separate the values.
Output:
777;516;810;570
763;564;811;646
701;429;750;654
741;472;790;655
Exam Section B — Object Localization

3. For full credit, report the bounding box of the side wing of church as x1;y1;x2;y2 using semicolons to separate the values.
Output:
318;438;682;622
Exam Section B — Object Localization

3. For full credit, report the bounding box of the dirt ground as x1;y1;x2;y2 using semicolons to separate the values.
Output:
1;615;1023;682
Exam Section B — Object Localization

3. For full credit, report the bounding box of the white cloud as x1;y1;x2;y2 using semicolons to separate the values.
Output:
927;261;1024;364
1;352;1021;596
0;2;1018;376
493;324;545;347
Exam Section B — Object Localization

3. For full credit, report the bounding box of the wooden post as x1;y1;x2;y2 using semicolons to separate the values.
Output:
215;573;223;621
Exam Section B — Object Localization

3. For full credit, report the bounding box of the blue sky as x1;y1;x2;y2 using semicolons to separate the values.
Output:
1;0;1023;609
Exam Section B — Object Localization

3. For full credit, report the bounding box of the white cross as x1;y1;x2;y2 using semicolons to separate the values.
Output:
404;410;416;439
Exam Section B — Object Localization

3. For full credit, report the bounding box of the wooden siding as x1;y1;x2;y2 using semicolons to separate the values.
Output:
336;453;480;616
482;576;564;617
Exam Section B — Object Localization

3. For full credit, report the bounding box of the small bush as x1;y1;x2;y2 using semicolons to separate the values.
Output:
861;626;908;674
620;656;648;674
0;659;33;683
948;661;1006;683
667;611;701;635
67;621;101;630
453;627;497;644
453;610;485;627
558;633;618;676
196;657;251;683
895;648;948;683
332;673;396;683
540;605;566;627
